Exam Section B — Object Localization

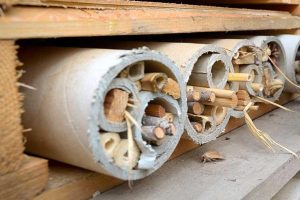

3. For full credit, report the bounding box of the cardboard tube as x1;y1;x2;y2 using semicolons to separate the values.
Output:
100;133;121;159
278;35;300;93
85;41;232;145
134;92;183;169
239;64;263;96
250;36;286;101
20;46;186;180
202;106;228;126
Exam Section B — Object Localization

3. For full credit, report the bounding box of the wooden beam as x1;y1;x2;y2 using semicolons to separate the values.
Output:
1;0;299;8
203;0;300;5
0;40;24;175
34;93;298;200
0;156;49;200
0;6;300;39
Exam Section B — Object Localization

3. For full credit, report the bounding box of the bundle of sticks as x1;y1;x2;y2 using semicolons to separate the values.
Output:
186;86;237;133
102;63;181;170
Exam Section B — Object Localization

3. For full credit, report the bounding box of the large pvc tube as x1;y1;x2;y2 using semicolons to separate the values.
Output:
20;46;186;180
278;35;300;93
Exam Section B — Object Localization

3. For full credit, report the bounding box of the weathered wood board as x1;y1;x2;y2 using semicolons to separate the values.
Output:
0;6;300;39
0;156;49;200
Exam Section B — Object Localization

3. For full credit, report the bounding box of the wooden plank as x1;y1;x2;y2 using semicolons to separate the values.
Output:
0;155;49;200
204;0;300;5
0;6;300;39
35;93;297;200
1;0;299;8
0;40;24;175
97;98;300;200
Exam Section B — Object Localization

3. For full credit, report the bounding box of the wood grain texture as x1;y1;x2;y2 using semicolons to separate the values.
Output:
0;6;300;39
0;156;49;200
2;0;299;7
0;40;24;175
35;93;298;200
204;0;300;5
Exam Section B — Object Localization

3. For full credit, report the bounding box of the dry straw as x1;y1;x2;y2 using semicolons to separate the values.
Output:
243;102;298;157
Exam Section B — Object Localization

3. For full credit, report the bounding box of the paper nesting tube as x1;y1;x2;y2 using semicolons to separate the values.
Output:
92;41;233;144
249;36;286;101
19;46;186;180
278;35;300;93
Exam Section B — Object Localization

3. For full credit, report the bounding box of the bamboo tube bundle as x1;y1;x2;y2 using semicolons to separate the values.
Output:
249;36;286;101
184;39;261;118
19;46;186;180
93;41;233;145
197;39;265;118
278;35;300;93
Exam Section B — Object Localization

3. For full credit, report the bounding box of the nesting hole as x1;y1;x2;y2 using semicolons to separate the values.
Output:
267;42;284;72
211;60;226;87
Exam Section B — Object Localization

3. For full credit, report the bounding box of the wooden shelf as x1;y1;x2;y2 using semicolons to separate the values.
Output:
0;5;300;39
204;0;300;5
34;93;299;200
96;98;300;200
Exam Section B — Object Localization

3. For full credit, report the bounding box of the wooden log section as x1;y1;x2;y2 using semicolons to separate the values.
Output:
191;122;203;133
142;115;176;135
104;89;129;122
187;86;216;103
187;102;204;115
187;90;201;102
228;73;254;82
142;126;165;145
199;90;216;103
162;78;181;99
141;73;168;92
145;104;166;118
